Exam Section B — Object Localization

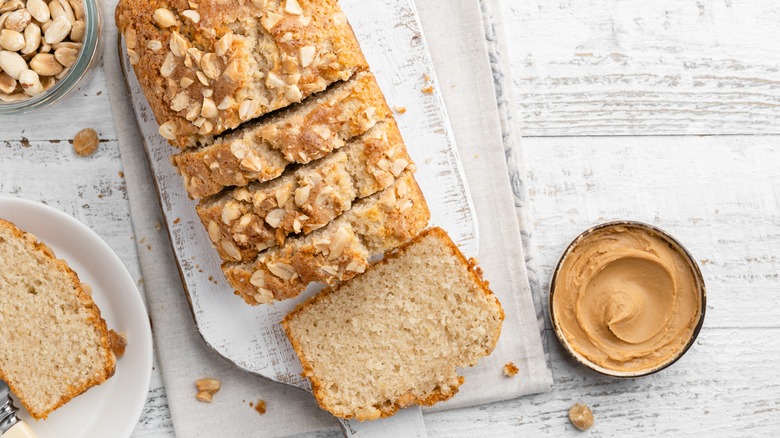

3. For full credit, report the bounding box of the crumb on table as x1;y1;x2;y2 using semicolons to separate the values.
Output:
503;361;519;377
254;399;266;415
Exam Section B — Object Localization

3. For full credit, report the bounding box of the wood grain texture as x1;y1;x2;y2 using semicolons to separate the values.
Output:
498;0;780;136
4;0;780;436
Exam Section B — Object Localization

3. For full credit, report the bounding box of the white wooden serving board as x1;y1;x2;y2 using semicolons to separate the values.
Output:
121;0;478;392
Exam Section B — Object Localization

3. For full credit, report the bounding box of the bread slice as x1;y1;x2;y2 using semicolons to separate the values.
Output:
173;71;389;199
198;118;414;263
282;227;504;420
0;219;116;420
116;0;368;149
223;171;429;304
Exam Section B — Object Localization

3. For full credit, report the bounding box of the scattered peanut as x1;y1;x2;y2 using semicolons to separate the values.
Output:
195;377;221;403
72;127;99;156
568;403;594;431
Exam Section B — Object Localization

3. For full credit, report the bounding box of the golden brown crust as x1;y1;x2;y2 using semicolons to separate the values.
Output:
173;71;390;199
224;172;430;304
0;219;116;420
281;227;504;420
196;117;413;263
115;0;368;149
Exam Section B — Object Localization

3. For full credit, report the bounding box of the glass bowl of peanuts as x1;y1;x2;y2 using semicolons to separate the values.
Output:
0;0;100;114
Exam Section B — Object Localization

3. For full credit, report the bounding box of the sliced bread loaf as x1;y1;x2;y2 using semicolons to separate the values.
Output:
0;219;116;420
282;227;504;420
223;171;429;304
197;118;413;263
173;71;389;199
116;0;368;148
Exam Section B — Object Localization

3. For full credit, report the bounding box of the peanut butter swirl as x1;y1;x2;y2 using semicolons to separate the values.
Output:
552;224;703;373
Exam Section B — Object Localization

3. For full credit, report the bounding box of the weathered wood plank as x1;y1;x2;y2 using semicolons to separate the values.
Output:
497;0;780;136
423;327;780;437
0;69;118;142
4;1;780;436
521;135;780;330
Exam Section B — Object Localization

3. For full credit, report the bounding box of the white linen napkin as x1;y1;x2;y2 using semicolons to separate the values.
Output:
102;0;552;436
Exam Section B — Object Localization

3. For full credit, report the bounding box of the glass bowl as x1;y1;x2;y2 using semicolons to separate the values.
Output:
0;0;102;114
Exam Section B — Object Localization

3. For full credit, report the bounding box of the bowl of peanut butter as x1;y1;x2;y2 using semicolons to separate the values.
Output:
549;221;706;377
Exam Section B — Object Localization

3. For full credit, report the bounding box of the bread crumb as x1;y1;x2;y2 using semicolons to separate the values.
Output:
173;218;181;225
254;399;266;415
118;171;125;178
503;362;519;377
109;330;127;358
394;105;407;114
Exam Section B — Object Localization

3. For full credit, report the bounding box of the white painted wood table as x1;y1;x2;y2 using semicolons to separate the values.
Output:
1;0;778;436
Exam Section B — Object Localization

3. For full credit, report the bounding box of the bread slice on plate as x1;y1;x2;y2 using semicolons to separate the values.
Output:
116;0;368;148
223;171;430;304
282;227;504;420
174;71;389;199
197;118;414;263
0;219;116;420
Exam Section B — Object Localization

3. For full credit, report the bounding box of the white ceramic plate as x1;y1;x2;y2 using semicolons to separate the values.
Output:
0;197;153;438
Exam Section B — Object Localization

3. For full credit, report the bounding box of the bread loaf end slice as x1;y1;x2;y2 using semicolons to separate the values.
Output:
282;227;504;420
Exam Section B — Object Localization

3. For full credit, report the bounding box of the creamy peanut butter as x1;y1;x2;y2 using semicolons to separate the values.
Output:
552;223;703;374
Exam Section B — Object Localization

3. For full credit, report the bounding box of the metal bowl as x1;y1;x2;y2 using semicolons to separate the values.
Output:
549;220;707;378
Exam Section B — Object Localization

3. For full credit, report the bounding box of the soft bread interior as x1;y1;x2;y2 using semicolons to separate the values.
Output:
0;220;115;419
283;227;504;420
